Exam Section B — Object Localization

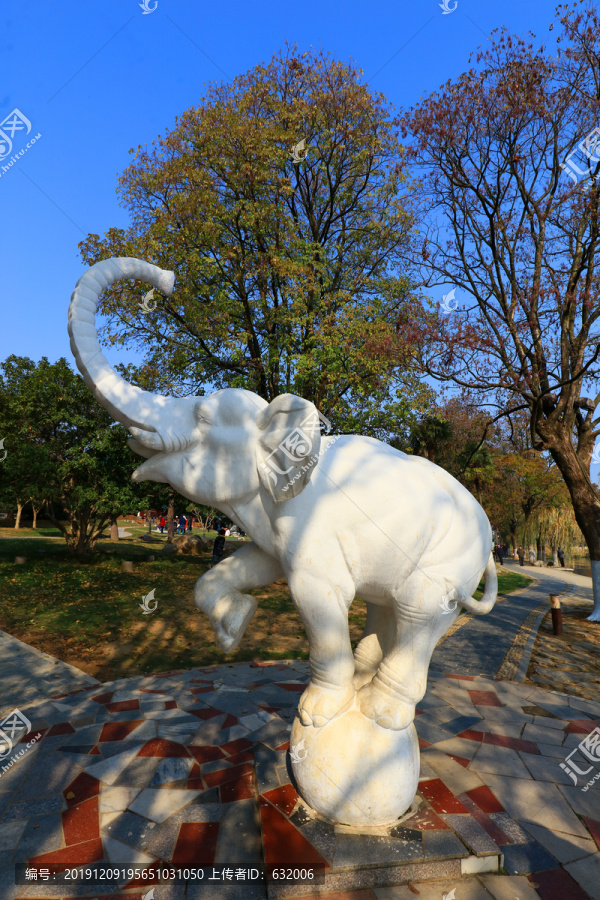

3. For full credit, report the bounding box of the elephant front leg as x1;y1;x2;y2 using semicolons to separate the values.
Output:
289;574;356;728
194;543;284;653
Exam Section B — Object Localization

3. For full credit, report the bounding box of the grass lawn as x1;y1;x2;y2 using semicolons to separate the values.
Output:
0;525;532;681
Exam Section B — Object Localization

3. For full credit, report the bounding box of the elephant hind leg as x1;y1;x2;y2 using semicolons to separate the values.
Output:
353;602;395;690
358;573;454;729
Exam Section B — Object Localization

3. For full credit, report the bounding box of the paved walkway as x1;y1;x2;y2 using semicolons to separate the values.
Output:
0;567;599;898
430;561;593;679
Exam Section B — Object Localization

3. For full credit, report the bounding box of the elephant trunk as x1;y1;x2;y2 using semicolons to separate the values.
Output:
68;257;180;444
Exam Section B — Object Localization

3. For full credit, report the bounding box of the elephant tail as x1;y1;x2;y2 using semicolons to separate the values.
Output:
459;553;498;616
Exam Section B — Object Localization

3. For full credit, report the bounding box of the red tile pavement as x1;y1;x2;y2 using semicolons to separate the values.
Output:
188;745;226;764
260;799;330;869
446;674;476;681
136;738;190;757
98;721;145;742
464;785;504;813
259;704;285;713
28;837;104;869
203;762;254;788
89;746;101;755
275;683;307;692
189;707;222;720
484;732;540;755
190;686;214;694
172;822;220;866
447;754;471;768
276;740;290;752
62;796;99;845
63;772;100;808
91;692;114;704
164;700;178;709
20;728;46;743
221;737;253;756
220;772;255;802
402;806;450;831
105;699;140;713
418;738;432;750
583;817;600;850
458;795;511;845
418;779;468;814
221;713;238;728
263;783;301;817
456;729;540;755
225;749;256;765
565;720;600;735
46;722;76;737
468;690;502;707
529;868;591;899
456;729;486;743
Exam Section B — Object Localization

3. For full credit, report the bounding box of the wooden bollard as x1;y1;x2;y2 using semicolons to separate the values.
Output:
122;560;135;573
550;594;562;635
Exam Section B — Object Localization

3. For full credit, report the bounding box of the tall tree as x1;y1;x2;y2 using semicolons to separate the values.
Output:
79;45;433;438
399;1;600;619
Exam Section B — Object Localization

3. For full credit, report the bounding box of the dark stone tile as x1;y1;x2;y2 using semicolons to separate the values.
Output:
214;799;262;865
295;816;336;863
389;825;423;842
440;716;486;735
332;833;424;868
254;747;283;794
14;813;63;859
3;796;65;822
97;740;146;759
102;809;160;850
187;883;267;900
113;756;161;786
423;830;469;859
501;841;558;875
443;814;501;855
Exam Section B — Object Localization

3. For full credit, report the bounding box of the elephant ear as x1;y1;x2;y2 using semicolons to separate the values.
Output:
256;394;325;502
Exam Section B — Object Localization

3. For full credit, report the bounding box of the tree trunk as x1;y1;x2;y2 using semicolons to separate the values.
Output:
14;502;23;529
551;543;558;566
110;515;119;541
166;491;175;543
536;532;543;561
31;504;40;529
546;440;600;620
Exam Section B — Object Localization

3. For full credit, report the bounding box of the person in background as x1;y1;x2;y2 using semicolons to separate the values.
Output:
558;547;565;567
211;528;227;567
494;543;504;566
187;514;194;533
178;513;187;534
517;546;525;566
158;515;166;534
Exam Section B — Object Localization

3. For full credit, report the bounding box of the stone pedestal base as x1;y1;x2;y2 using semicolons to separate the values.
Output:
290;707;419;827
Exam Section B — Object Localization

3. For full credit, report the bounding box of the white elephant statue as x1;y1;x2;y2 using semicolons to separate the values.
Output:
68;258;497;826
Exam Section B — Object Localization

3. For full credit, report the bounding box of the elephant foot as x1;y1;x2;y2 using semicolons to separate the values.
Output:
298;681;355;728
211;592;258;654
357;681;415;731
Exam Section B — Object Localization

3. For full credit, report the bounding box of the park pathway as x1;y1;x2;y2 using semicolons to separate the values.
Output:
429;561;593;679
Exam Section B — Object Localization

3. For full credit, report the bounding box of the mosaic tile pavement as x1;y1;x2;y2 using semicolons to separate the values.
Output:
0;661;599;899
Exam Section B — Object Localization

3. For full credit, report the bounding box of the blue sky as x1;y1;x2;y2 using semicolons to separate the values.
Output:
1;0;561;376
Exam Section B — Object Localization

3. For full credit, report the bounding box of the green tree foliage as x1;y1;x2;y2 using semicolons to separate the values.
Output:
79;45;433;438
0;356;153;557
